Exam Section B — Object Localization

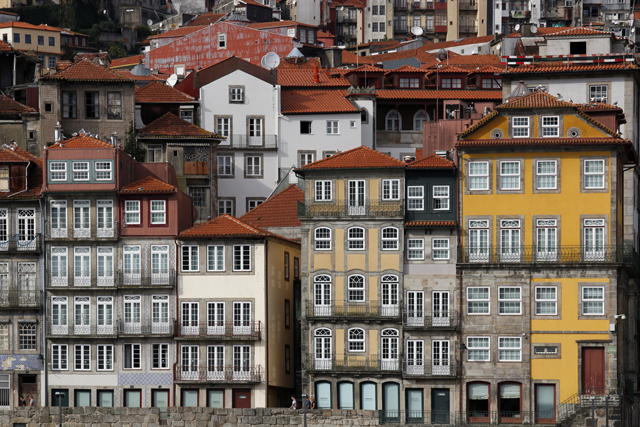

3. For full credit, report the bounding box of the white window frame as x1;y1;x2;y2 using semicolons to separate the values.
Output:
72;162;89;181
407;238;425;260
150;200;166;225
535;286;557;315
182;245;199;272
347;275;365;302
589;84;608;103
347;227;365;250
233;244;251;271
124;343;142;369
152;343;170;369
97;344;113;371
512;116;530;138
315;227;331;250
536;160;557;190
582;286;605;315
315;181;332;201
381;227;399;250
382;179;400;201
498;286;522;315
218;33;226;48
467;287;490;315
500;161;520;190
50;162;67;181
432;238;450;260
407;186;424;211
467;337;490;361
469;161;489;190
217;155;232;176
124;200;140;225
584;159;605;189
74;344;91;371
207;245;225;271
245;156;262;176
432;186;449;210
498;337;522;362
51;344;68;370
326;120;339;135
229;86;243;102
348;328;365;352
541;116;559;137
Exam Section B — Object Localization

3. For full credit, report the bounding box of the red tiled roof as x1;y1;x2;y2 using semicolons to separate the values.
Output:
385;64;424;74
457;110;499;137
110;54;145;68
457;137;630;147
238;0;273;8
421;35;495;51
346;64;386;74
341;50;378;65
120;176;176;193
504;62;638;74
0;94;36;115
375;90;502;100
180;214;282;239
281;90;358;114
240;184;304;228
421;53;502;70
469;65;504;75
277;57;323;69
49;134;114;149
499;90;573;109
405;221;457;227
135;81;196;103
0;143;39;163
0;144;42;199
298;146;406;170
40;58;133;82
407;154;455;169
138;112;220;138
148;25;207;40
247;20;318;29
186;12;226;26
434;65;469;74
317;31;335;38
277;69;350;87
542;27;614;38
0;41;13;52
115;69;169;81
505;26;570;38
0;21;60;31
56;60;73;71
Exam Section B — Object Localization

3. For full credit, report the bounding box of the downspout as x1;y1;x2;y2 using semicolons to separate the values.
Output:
456;145;463;417
173;235;178;406
264;239;269;405
41;194;47;406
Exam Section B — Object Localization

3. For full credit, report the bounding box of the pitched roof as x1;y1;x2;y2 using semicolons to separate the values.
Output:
0;21;60;31
504;62;638;74
135;81;197;103
110;54;145;68
186;12;226;26
148;25;207;39
457;137;630;147
0;94;36;115
457;110;499;137
138;112;220;138
469;65;504;75
0;41;13;52
120;176;176;193
407;154;455;169
375;90;502;100
385;64;424;74
237;0;273;8
49;134;114;149
421;34;495;51
345;63;386;74
179;214;281;239
276;57;323;69
0;144;42;199
40;58;132;82
240;184;304;228
0;143;39;163
499;90;574;109
115;69;169;81
405;220;457;227
540;27;613;38
505;26;571;38
298;146;406;170
277;69;350;87
247;20;318;29
434;65;469;74
281;90;358;114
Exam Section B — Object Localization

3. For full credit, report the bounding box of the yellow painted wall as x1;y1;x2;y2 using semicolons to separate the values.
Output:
336;329;345;354
380;254;400;272
335;276;344;302
368;229;379;271
346;254;366;270
369;276;378;303
314;254;333;270
0;27;60;55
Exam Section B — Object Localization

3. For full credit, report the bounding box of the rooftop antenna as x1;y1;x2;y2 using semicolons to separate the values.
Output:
410;27;423;38
167;74;178;87
261;52;280;69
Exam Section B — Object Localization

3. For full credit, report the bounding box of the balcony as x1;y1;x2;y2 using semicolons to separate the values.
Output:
459;24;479;33
117;319;174;336
47;272;117;289
0;290;41;309
46;223;118;240
118;270;175;288
174;365;263;383
217;134;277;150
403;359;460;378
0;234;42;253
403;310;459;329
337;16;357;24
509;9;531;18
306;301;401;321
412;1;435;9
47;319;117;337
297;201;404;220
308;354;401;373
175;321;262;340
459;0;478;9
393;26;408;34
394;0;408;10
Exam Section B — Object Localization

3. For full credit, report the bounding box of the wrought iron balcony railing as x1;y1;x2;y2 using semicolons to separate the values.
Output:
217;134;277;150
0;234;42;253
118;270;175;288
175;321;261;340
403;310;459;329
298;201;404;219
47;318;117;337
174;365;263;382
47;272;117;289
402;359;460;377
0;290;41;308
306;301;402;320
308;354;402;372
117;319;174;335
459;0;478;9
46;222;118;240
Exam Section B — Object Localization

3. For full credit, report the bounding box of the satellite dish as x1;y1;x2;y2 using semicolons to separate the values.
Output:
411;26;423;36
340;5;344;10
531;24;538;33
515;24;520;31
147;19;153;26
263;52;280;69
167;74;178;87
160;23;163;27
171;23;177;28
496;44;501;50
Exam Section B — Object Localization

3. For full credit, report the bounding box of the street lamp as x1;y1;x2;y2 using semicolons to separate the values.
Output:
55;391;65;427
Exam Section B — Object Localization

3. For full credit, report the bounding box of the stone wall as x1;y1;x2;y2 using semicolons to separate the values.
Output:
0;406;381;427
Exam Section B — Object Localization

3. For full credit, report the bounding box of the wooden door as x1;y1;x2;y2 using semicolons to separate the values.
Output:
232;389;251;408
582;347;605;394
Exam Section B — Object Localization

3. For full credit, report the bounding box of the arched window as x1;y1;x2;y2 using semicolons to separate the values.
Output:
499;382;522;423
347;275;365;302
385;110;401;131
381;227;399;250
347;227;365;250
313;275;331;316
413;109;429;131
314;227;331;250
314;328;332;370
381;329;399;369
360;108;368;123
338;381;355;409
381;275;399;316
467;382;491;423
315;381;332;409
348;328;365;352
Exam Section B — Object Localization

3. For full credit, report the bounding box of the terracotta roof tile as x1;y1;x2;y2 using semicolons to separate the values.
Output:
405;220;457;227
40;58;132;82
115;69;169;81
110;54;145;68
56;60;73;71
505;26;571;38
240;184;304;228
0;41;13;52
457;137;630;147
277;57;323;69
469;65;504;74
138;112;221;138
49;134;114;149
434;65;469;74
0;144;42;199
0;21;60;31
135;81;196;103
298;146;406;170
543;27;614;38
317;31;334;38
504;62;638;74
148;25;208;39
0;143;38;163
277;69;351;87
120;176;176;193
345;63;386;74
407;154;456;169
180;214;277;238
186;12;226;26
421;35;495;51
499;90;574;109
247;20;318;29
457;110;499;137
375;90;502;100
385;64;424;74
281;90;358;114
0;94;36;115
341;50;378;65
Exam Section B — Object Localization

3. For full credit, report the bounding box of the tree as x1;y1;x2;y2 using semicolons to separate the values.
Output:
106;42;128;60
123;121;146;162
135;25;151;41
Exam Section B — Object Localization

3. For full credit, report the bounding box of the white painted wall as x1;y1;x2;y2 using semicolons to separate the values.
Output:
540;36;612;56
49;374;118;386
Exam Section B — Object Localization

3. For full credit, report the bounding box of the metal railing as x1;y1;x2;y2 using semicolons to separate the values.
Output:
47;271;117;288
174;365;262;382
402;359;460;377
306;301;402;319
412;1;435;9
117;319;175;335
47;318;117;337
175;321;261;339
403;310;459;328
308;354;402;372
459;0;478;9
118;270;175;287
0;233;42;252
298;200;404;219
46;222;118;239
217;134;277;150
459;25;479;33
0;290;41;308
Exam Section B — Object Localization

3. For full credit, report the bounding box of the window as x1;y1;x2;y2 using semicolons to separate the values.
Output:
50;162;67;181
347;275;365;302
535;286;557;315
379;5;385;14
49;36;55;46
372;22;378;32
97;345;113;371
95;162;112;180
124;344;141;369
482;78;501;89
467;287;490;314
407;238;424;260
413;110;427;131
372;5;378;13
299;152;315;167
315;181;332;201
382;227;399;250
512;117;529;137
285;345;291;373
75;344;91;370
300;29;307;43
541;116;559;137
300;121;312;134
441;78;461;88
216;117;230;137
385;110;400;130
150;200;166;225
13;33;19;43
432;238;450;260
72;162;89;181
247;199;263;212
51;344;68;370
85;92;99;119
589;85;608;103
582;287;605;315
152;344;169;369
190;187;206;207
62;92;77;119
499;161;520;190
326;121;339;134
382;179;400;200
399;78;420;88
315;227;331;250
584;159;605;189
207;245;225;271
19;324;36;350
245;155;262;177
218;199;233;216
348;328;365;352
25;34;31;44
180;108;193;123
0;168;8;192
498;287;521;315
229;86;243;102
233;245;251;271
218;33;226;48
467;337;490;361
407;186;424;210
285;299;291;328
182;246;199;271
217;155;233;176
347;227;365;250
536;160;557;189
107;92;122;119
0;324;8;351
469;161;489;190
44;102;52;112
498;337;522;361
432;186;449;210
569;41;586;55
124;201;140;225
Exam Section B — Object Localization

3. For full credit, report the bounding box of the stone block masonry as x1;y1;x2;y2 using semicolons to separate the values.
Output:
0;407;381;426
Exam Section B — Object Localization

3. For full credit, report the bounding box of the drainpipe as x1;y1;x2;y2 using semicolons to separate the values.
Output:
264;239;269;406
456;146;464;418
173;235;179;406
41;194;48;407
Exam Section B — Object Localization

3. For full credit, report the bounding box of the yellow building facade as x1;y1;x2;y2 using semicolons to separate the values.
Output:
0;22;61;70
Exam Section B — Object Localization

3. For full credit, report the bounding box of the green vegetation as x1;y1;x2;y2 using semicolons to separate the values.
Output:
124;121;146;162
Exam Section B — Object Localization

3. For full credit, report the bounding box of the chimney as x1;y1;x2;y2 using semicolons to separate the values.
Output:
313;65;320;84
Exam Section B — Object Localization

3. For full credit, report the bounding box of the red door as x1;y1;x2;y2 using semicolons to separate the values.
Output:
232;389;251;408
582;347;605;394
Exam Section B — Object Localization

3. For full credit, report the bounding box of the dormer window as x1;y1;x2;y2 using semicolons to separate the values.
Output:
0;168;8;192
512;117;530;138
442;78;462;89
541;116;559;137
399;78;420;88
482;78;501;89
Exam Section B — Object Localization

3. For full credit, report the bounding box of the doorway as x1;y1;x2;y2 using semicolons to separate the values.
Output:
406;389;423;423
19;375;37;407
152;389;170;425
232;389;251;408
535;384;555;424
431;388;450;424
582;347;605;394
